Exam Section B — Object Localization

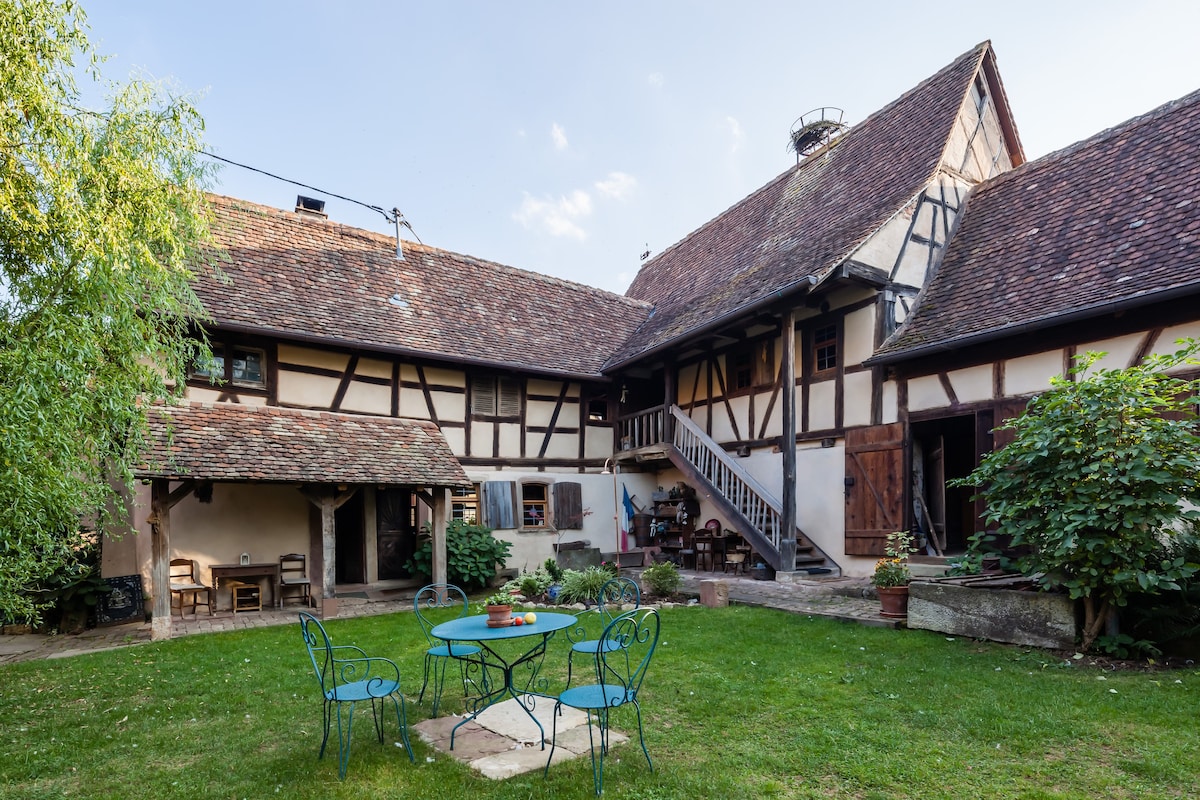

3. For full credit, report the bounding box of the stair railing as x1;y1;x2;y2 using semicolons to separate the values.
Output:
670;406;784;554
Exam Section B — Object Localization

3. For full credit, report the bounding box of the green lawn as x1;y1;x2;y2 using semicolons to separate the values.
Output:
1;605;1196;799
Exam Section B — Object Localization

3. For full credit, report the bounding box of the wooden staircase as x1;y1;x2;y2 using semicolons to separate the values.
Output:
666;407;840;576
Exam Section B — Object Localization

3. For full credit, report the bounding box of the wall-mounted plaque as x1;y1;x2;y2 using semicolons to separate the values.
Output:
96;575;145;626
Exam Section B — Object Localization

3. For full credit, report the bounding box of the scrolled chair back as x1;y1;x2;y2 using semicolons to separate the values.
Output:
596;607;660;706
413;583;470;643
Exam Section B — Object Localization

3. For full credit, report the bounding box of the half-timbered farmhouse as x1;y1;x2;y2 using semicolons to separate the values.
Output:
106;41;1200;633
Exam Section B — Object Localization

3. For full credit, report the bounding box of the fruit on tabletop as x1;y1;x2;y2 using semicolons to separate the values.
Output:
513;616;525;626
524;612;537;624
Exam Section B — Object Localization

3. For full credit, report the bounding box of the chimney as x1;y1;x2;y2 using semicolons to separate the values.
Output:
294;195;327;218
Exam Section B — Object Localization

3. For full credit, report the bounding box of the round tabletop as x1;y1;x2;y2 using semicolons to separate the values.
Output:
431;611;577;643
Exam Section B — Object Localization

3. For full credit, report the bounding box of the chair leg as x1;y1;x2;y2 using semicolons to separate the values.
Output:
387;691;414;762
335;701;355;781
632;700;653;772
418;653;433;705
543;700;562;778
318;698;333;760
430;656;448;716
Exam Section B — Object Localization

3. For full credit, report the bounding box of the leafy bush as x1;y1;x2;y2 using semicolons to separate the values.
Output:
641;561;681;597
503;568;552;599
543;557;564;583
406;520;512;591
953;343;1200;651
557;566;611;605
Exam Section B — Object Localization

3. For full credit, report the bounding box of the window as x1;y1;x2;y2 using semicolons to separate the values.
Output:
451;485;479;524
471;375;521;417
729;340;773;391
813;324;838;373
522;483;549;528
191;344;266;388
587;395;609;421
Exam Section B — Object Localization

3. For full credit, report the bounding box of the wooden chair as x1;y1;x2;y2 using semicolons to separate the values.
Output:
169;558;212;617
279;553;312;607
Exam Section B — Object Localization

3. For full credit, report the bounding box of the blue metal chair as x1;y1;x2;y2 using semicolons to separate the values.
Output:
298;612;413;780
565;576;640;691
545;607;660;795
413;583;483;715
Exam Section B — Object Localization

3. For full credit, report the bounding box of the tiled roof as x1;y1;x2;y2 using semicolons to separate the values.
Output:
196;196;651;379
608;43;997;368
872;88;1200;364
137;402;470;486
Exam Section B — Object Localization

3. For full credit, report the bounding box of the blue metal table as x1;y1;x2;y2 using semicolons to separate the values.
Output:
430;611;576;749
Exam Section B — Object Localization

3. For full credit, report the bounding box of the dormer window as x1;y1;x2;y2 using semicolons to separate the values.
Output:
813;324;838;374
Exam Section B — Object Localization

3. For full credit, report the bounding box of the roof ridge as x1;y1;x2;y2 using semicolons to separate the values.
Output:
205;192;649;309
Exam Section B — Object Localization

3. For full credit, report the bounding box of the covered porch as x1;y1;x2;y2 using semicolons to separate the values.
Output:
130;402;470;639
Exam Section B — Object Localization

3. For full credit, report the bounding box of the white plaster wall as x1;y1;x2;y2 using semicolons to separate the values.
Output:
526;400;557;427
908;374;950;412
711;400;736;443
186;386;223;403
341;381;390;415
278;345;347;372
948;364;994;404
1004;351;1064;397
584;425;613;460
678;363;701;404
424;366;465;389
851;200;914;274
115;482;311;608
278;371;339;408
497;422;521;456
430;390;463;423
1155;323;1200;359
441;426;465;455
842;371;873;428
807;380;836;430
398;389;431;420
881;380;899;425
759;390;782;439
470;421;494;457
356;357;392;380
844;307;876;366
1082;334;1144;372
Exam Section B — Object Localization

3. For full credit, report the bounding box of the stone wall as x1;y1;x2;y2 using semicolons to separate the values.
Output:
908;581;1077;650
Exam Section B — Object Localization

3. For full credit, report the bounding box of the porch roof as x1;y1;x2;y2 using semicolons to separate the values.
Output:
137;402;470;487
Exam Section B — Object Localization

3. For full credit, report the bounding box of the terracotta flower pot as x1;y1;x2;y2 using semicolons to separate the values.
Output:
877;585;909;619
485;604;513;627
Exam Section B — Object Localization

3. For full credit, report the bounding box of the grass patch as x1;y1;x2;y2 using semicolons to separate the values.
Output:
1;605;1197;798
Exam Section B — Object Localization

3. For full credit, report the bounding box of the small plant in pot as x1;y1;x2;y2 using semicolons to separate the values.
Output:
872;530;914;618
481;590;520;626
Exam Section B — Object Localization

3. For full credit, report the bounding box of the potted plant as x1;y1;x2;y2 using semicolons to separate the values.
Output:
481;590;519;627
872;530;915;619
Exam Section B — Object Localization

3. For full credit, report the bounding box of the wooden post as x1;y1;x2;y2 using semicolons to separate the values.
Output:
432;487;449;587
149;480;172;641
664;361;677;445
779;309;798;571
302;486;358;619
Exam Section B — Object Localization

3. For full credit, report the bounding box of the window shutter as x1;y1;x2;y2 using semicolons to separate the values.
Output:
481;481;515;529
553;482;584;529
498;377;521;417
471;376;496;416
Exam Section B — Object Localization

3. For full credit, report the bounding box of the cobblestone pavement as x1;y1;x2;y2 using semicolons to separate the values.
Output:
0;569;889;665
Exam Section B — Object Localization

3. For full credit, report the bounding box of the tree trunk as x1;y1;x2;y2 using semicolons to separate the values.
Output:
1079;595;1112;652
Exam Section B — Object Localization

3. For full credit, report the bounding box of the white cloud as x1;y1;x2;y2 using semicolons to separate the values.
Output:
726;116;744;153
594;171;637;201
513;190;593;240
551;122;568;151
647;72;664;88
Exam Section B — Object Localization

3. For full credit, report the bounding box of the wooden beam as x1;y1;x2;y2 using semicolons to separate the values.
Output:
301;486;358;618
432;488;449;587
779;308;798;571
149;479;173;641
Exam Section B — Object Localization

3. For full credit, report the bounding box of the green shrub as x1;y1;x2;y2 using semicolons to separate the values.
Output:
504;568;552;599
641;561;681;597
406;520;512;591
543;557;564;583
953;342;1200;651
557;566;611;605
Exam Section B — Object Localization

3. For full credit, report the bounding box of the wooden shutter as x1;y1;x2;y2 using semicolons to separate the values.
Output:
844;422;905;556
471;376;496;416
498;377;521;417
553;482;584;529
991;398;1030;452
481;481;515;529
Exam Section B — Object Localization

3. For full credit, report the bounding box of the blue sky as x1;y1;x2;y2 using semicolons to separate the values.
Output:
82;1;1200;294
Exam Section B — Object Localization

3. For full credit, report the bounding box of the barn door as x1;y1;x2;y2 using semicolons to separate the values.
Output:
845;422;905;556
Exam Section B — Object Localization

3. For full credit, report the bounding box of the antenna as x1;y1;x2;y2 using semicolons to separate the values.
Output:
788;107;848;163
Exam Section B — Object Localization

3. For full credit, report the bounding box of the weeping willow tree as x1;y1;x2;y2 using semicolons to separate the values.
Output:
0;0;213;624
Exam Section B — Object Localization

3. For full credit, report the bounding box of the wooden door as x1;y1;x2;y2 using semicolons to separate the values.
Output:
845;422;905;556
